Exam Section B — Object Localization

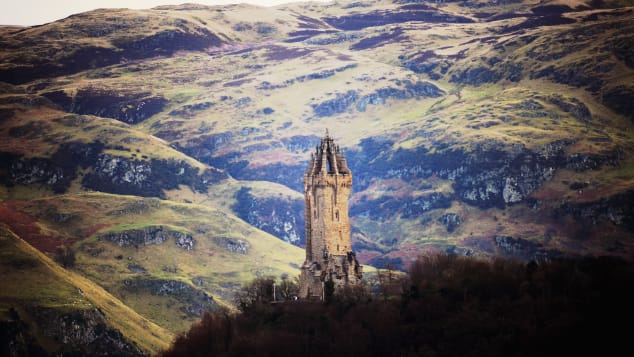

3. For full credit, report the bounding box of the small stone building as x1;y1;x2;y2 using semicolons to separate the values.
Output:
299;131;362;300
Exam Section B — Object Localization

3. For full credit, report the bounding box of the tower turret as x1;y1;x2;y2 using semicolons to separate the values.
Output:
299;131;362;300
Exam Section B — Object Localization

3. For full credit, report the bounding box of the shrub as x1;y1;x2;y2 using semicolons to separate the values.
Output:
54;245;76;268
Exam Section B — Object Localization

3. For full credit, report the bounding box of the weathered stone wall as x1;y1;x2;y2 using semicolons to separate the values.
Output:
300;133;362;299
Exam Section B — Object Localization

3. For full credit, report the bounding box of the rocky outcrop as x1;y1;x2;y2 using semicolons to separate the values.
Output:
123;278;217;317
176;132;234;163
445;245;473;256
452;147;558;208
82;155;226;198
99;226;195;250
43;88;167;124
400;50;450;80
1;319;47;356
356;81;444;111
258;64;357;90
312;90;359;117
3;307;144;356
439;213;462;233
348;138;621;210
282;135;321;153
232;187;304;246
555;190;634;231
494;236;564;262
168;102;214;117
214;237;250;254
351;192;452;220
312;81;444;116
450;63;523;86
546;94;591;122
350;28;406;50
173;231;195;250
306;32;361;45
2;141;224;198
9;158;67;192
100;227;169;246
128;264;147;273
106;199;160;216
0;141;104;193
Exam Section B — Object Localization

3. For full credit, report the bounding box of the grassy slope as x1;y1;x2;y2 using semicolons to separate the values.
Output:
5;191;303;332
0;224;173;354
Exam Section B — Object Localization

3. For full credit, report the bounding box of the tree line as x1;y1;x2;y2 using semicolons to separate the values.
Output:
162;254;634;356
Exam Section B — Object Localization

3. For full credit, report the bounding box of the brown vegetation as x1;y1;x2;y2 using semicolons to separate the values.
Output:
162;254;633;356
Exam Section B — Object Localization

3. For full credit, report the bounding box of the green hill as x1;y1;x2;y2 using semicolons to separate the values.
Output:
0;224;173;355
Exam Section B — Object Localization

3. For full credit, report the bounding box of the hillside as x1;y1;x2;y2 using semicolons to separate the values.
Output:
1;0;634;347
0;224;173;355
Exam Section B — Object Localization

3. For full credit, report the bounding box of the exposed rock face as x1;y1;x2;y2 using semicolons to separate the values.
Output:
214;237;250;254
452;147;558;208
494;236;564;262
128;264;147;273
350;192;452;220
1;319;47;356
8;307;144;356
123;278;217;317
82;155;225;198
43;89;167;124
348;138;621;210
99;226;195;250
312;81;444;116
100;226;169;246
176;132;234;164
356;81;444;111
439;213;462;233
232;187;304;246
106;199;160;216
445;245;473;256
0;141;104;193
174;232;195;250
1;142;225;198
169;101;215;118
555;190;634;231
9;158;67;191
312;90;359;117
546;94;591;122
282;135;321;153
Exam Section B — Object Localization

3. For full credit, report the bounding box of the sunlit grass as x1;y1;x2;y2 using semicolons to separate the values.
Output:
0;225;174;354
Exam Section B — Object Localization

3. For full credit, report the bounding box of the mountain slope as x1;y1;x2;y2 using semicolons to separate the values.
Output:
1;0;634;346
0;224;173;355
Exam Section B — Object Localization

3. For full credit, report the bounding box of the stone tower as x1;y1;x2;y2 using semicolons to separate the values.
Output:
299;131;362;300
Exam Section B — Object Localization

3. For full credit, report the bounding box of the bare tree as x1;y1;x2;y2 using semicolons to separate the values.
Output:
233;276;275;312
278;273;299;301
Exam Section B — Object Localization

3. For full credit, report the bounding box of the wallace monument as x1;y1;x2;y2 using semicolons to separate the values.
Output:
299;131;363;300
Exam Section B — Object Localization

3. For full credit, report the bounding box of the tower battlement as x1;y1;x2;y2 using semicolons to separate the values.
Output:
299;131;362;300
